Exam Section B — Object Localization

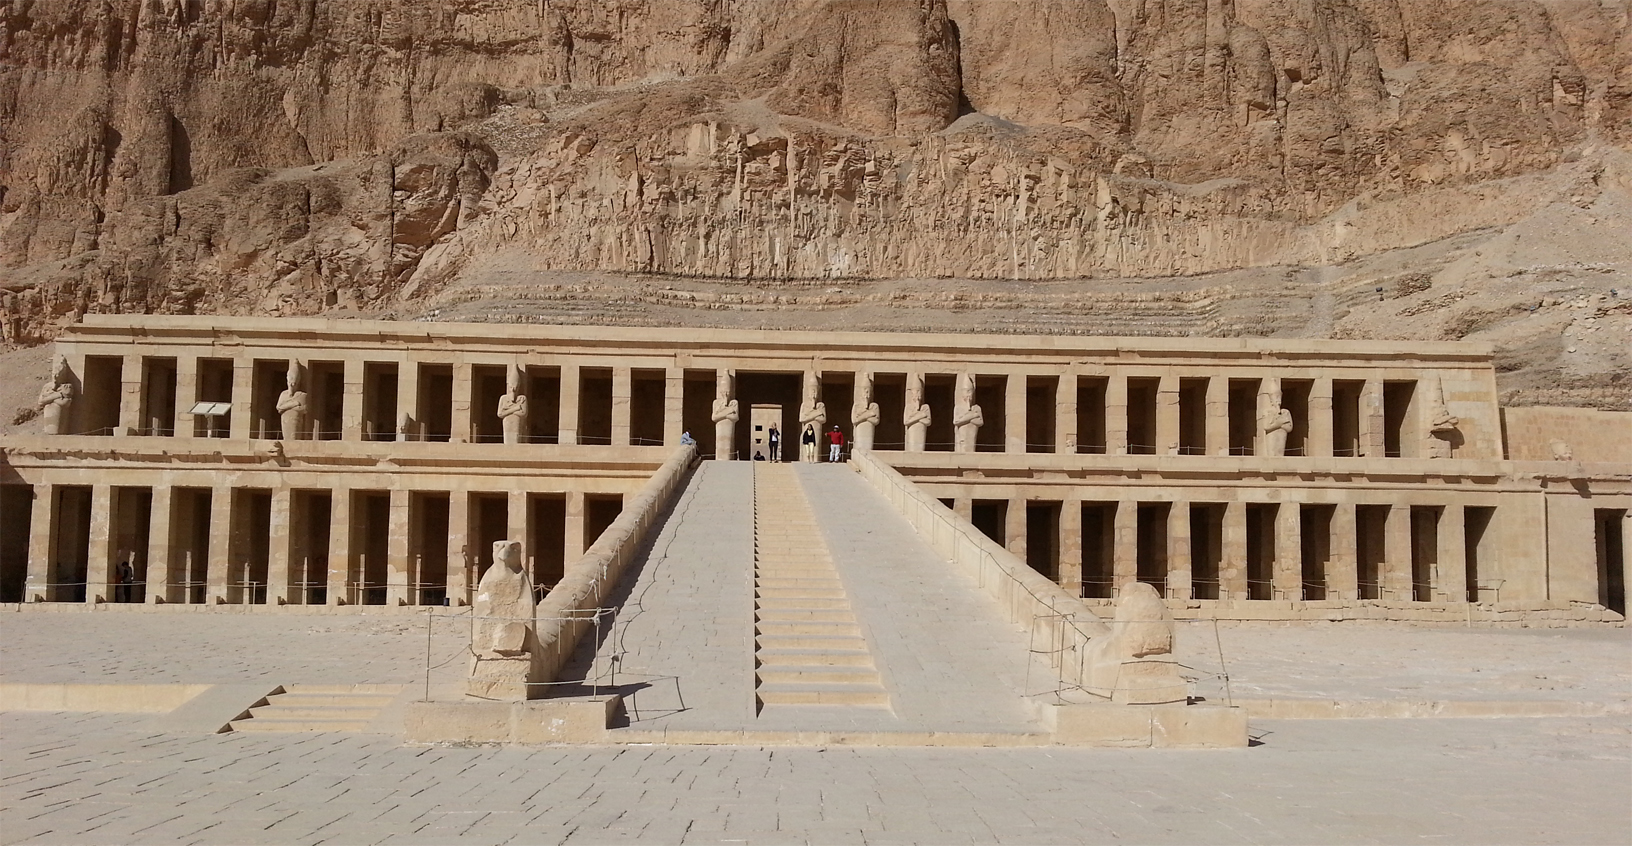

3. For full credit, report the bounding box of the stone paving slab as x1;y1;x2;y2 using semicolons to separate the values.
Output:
2;711;1629;845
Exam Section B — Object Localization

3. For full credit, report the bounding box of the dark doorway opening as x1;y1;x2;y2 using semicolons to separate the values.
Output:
971;500;1007;547
1082;502;1117;598
1026;501;1060;581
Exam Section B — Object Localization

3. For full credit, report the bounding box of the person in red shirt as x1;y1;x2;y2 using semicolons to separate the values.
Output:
826;425;846;462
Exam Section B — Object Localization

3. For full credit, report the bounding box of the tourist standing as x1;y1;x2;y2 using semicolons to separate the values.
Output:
767;424;781;462
801;424;817;463
827;426;845;462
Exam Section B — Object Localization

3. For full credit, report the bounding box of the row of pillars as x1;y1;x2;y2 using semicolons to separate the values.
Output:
17;482;617;607
955;496;1496;603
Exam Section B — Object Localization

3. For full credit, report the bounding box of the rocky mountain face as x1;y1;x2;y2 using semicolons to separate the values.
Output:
2;0;1629;407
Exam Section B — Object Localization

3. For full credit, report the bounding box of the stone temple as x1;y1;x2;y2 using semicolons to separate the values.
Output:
0;314;1628;746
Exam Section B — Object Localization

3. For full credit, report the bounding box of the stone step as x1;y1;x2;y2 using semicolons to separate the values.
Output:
754;572;841;583
755;684;891;707
756;621;862;637
755;587;846;600
281;684;404;695
756;648;875;667
261;694;397;708
755;608;856;623
245;705;384;720
230;717;375;733
755;635;871;651
756;666;884;686
755;597;850;610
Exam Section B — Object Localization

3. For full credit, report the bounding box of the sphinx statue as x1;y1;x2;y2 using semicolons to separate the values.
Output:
468;540;539;700
1084;582;1188;705
953;372;983;453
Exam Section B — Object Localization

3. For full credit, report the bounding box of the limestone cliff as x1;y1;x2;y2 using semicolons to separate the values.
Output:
2;0;1629;406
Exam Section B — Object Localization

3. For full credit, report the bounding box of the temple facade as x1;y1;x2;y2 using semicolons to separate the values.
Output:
1;315;1626;621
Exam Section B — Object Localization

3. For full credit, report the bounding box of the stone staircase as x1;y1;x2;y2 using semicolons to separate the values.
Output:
752;464;890;711
229;684;403;733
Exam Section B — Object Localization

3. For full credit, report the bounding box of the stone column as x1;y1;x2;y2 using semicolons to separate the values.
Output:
1382;504;1412;600
1156;374;1180;456
1055;374;1076;454
1220;501;1248;600
1167;501;1192;600
118;355;141;435
1359;378;1385;458
207;486;233;604
904;372;929;452
664;368;684;446
852;371;880;453
1308;377;1334;459
1205;376;1229;456
509;490;529;554
1059;497;1083;595
558;363;580;446
1256;376;1280;458
327;488;352;605
337;360;362;441
446;492;470;606
1274;503;1302;600
451;362;474;443
954;497;972;524
1004;496;1027;564
1329;503;1359;600
611;366;632;446
712;369;738;459
175;356;199;437
396;359;419;441
229;359;254;439
1113;499;1138;591
1106;377;1129;455
1437;506;1468;603
1005;374;1026;453
565;491;586;562
24;485;55;602
86;484;115;603
145;486;173;604
386;489;411;606
267;488;293;605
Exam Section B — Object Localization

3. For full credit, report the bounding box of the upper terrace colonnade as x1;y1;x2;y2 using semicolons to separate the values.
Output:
1;316;1625;619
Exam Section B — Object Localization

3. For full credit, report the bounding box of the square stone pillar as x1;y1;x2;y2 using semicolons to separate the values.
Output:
1359;378;1385;458
565;490;587;563
509;490;530;553
386;489;411;606
664;368;684;446
327;488;352;605
341;361;364;441
1113;499;1138;591
1205;376;1229;456
1437;506;1468;602
954;497;972;524
396;360;418;441
558;364;580;446
175;356;199;437
1167;502;1192;600
1059;497;1083;595
1382;504;1412;600
207;486;233;604
1106;378;1129;456
1005;375;1026;454
1308;377;1334;459
86;484;115;603
450;362;474;443
1005;496;1028;563
1274;503;1302;600
1156;374;1180;456
145;486;173;604
1329;503;1358;601
612;367;632;446
1220;501;1248;600
118;355;141;435
267;488;294;605
24;484;53;602
229;359;254;440
1055;374;1077;454
446;492;470;606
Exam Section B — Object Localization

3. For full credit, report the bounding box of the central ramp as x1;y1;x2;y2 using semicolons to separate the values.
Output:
752;464;890;710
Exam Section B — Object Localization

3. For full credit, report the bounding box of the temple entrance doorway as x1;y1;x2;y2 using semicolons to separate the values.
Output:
750;405;782;462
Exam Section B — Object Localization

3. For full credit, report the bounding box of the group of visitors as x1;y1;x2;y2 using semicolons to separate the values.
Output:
752;423;845;462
